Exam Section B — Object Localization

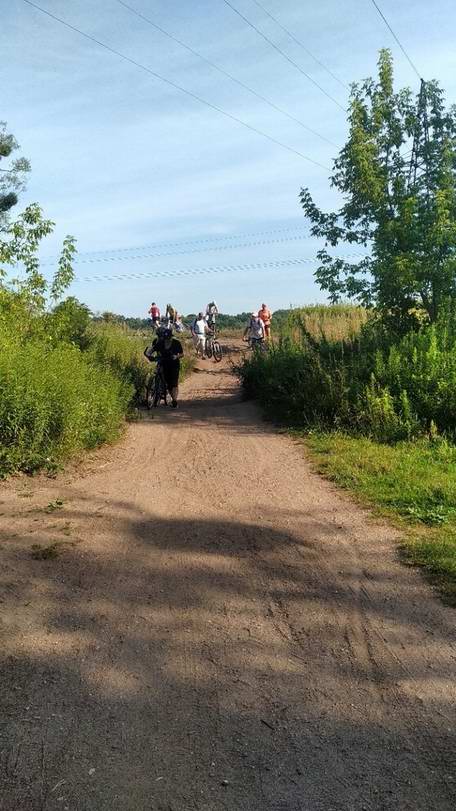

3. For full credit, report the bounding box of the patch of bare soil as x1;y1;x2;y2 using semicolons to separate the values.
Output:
1;342;455;810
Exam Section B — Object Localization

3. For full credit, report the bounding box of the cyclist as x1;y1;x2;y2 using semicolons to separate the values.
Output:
205;300;219;329
192;311;212;359
258;303;272;340
148;302;161;329
166;303;177;325
243;312;266;349
144;327;183;408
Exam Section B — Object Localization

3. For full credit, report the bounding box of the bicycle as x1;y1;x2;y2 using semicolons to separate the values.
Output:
146;359;168;408
205;329;223;362
246;335;267;353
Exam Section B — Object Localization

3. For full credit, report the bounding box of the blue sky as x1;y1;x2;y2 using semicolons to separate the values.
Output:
3;0;456;315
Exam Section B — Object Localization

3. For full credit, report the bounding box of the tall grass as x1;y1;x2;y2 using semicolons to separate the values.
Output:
87;322;150;404
0;309;196;476
0;335;132;475
240;305;456;441
284;304;368;342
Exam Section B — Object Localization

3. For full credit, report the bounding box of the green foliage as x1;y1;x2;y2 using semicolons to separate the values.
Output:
301;50;456;329
86;322;150;404
0;336;132;476
50;297;92;349
0;121;30;229
239;304;456;442
0;203;76;313
0;189;159;476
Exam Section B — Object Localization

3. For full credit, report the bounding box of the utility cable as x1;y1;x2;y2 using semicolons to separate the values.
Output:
221;0;346;111
115;0;338;147
369;0;422;81
41;224;310;263
250;0;348;90
69;253;366;284
22;0;331;171
41;232;313;267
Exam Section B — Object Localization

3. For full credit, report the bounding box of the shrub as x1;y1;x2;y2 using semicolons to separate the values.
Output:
239;305;456;442
86;322;150;403
0;336;132;475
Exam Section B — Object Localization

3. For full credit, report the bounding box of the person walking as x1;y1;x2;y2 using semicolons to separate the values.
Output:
192;311;211;359
145;327;183;408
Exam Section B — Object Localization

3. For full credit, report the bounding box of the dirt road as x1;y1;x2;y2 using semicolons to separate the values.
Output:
1;346;456;810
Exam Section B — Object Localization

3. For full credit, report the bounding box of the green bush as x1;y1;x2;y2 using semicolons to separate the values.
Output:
86;322;150;403
0;336;132;476
239;305;456;442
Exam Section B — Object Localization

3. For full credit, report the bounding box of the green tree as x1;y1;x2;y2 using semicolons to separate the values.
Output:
300;50;456;329
0;121;30;229
0;203;77;337
51;296;92;348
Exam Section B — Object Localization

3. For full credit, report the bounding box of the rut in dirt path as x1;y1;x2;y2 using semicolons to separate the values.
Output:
1;345;456;811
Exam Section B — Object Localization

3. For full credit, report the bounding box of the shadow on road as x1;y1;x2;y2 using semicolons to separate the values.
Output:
1;495;456;811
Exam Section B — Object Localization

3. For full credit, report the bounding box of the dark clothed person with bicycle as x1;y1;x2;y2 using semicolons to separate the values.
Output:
144;328;183;408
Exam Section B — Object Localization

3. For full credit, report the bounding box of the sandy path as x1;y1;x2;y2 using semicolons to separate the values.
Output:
1;344;456;811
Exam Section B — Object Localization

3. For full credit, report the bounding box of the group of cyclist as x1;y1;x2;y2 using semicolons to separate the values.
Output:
144;299;272;408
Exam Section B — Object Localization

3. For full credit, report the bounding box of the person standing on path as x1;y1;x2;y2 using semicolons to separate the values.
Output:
145;327;183;408
258;303;272;339
192;311;211;359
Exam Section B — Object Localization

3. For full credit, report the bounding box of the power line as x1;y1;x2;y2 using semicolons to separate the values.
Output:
42;231;313;268
369;0;422;81
250;0;348;90
115;0;338;148
41;224;311;263
23;0;331;171
221;0;346;111
69;254;366;284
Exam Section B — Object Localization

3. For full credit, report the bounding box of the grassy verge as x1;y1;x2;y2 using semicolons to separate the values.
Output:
303;431;456;605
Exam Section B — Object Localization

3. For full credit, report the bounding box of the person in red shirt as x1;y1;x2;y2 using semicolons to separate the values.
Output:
258;303;272;339
148;302;161;329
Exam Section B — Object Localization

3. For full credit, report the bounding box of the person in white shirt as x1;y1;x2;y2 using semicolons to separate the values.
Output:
244;312;265;348
192;312;211;359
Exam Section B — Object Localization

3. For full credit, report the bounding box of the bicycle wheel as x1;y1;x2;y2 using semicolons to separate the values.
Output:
212;340;222;362
153;381;161;407
146;377;157;409
205;338;213;359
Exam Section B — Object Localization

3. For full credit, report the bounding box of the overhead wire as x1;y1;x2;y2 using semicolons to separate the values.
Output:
115;0;338;148
369;0;422;81
249;0;348;90
22;0;331;171
69;254;366;284
41;231;314;267
221;0;346;111
41;224;311;263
